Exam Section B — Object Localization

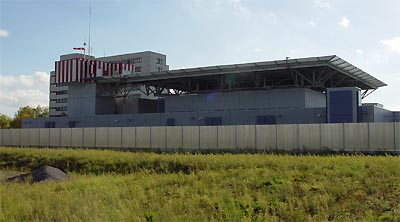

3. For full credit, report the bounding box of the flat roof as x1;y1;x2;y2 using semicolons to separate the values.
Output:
97;55;386;92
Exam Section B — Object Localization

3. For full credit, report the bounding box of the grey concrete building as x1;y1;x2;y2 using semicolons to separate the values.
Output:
25;54;398;128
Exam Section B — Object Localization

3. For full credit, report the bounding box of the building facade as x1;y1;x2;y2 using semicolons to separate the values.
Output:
24;54;398;128
49;51;168;117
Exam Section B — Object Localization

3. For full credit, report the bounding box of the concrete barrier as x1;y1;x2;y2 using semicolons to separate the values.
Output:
0;129;3;146
3;129;11;146
71;128;83;147
200;126;218;150
60;128;72;147
108;127;122;148
321;123;344;152
369;123;395;151
256;125;276;151
121;127;135;148
182;126;199;150
29;128;40;147
218;125;236;150
395;122;399;152
151;126;166;149
83;128;95;148
299;124;320;152
49;128;61;147
166;126;183;149
39;128;50;147
11;129;21;146
237;125;255;150
136;127;151;149
21;129;30;146
95;127;109;148
2;122;398;153
344;123;368;152
277;124;298;151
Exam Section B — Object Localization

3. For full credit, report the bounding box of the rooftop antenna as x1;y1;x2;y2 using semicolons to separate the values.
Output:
88;6;91;56
83;42;87;59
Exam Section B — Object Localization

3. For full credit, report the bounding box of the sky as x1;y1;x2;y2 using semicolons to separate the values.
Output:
0;0;399;117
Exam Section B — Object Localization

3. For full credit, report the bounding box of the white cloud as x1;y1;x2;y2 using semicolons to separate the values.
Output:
356;49;363;55
313;0;330;8
0;29;9;38
0;72;49;116
307;20;316;27
228;0;249;16
254;47;263;53
184;0;250;17
268;13;278;21
339;16;350;28
380;36;400;54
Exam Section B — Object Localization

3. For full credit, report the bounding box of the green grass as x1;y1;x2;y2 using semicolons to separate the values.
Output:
0;147;399;221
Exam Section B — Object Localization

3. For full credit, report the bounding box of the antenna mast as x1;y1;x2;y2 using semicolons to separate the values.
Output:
88;6;91;56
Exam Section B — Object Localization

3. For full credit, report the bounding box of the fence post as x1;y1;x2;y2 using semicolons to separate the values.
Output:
254;124;257;151
367;122;370;152
319;123;322;152
181;126;184;150
216;125;219;150
342;123;345;151
275;124;278;151
297;124;300;152
235;125;238;151
394;122;397;152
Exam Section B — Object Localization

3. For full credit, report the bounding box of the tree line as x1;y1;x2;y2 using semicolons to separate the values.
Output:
0;106;48;129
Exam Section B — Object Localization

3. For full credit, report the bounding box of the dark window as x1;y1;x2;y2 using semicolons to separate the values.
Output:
131;57;142;63
55;90;68;95
166;118;175;126
256;115;276;125
157;67;162;72
329;90;353;123
205;117;222;126
55;98;68;103
156;58;163;64
55;107;67;111
68;121;75;128
44;122;55;128
135;66;141;73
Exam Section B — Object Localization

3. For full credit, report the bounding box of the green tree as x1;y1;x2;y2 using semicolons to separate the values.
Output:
10;105;49;128
0;114;12;129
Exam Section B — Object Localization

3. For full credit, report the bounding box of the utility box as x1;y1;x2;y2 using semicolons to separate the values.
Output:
327;87;361;123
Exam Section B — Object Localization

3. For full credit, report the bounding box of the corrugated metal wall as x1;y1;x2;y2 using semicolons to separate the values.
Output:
0;123;399;153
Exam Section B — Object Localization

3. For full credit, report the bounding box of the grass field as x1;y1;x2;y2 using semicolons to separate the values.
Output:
0;147;399;221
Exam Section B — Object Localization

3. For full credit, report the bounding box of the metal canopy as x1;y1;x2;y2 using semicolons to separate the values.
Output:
96;55;386;96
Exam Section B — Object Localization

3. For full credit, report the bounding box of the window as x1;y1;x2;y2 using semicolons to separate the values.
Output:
55;98;68;103
166;118;175;126
256;115;276;125
131;57;142;64
68;121;76;128
156;58;163;65
55;107;67;111
44;122;55;128
55;90;68;95
135;66;142;73
157;67;163;72
205;117;222;126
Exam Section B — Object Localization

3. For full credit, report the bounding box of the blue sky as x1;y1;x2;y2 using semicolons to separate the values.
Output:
0;0;399;116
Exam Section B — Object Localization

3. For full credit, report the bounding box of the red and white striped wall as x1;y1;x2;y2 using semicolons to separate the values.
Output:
55;59;135;84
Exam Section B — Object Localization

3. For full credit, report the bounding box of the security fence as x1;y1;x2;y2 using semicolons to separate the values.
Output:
0;123;399;153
